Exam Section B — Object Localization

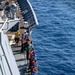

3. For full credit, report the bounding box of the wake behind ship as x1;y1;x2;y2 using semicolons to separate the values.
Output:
0;0;38;75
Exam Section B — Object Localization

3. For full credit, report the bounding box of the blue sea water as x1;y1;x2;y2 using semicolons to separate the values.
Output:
30;0;75;75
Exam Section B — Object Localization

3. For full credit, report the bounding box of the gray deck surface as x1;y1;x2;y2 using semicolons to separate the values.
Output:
7;31;31;75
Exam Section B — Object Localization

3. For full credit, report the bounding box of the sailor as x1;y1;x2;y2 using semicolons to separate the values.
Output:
10;1;17;19
25;36;29;52
23;31;27;38
15;30;20;46
21;34;25;53
21;31;29;53
25;46;30;64
4;0;11;18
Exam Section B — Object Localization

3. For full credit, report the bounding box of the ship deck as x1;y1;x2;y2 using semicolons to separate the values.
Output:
7;30;31;75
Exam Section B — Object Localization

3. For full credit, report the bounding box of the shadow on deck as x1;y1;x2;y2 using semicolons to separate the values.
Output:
12;44;31;75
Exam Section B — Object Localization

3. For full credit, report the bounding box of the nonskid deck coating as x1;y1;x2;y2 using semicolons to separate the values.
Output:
7;31;31;75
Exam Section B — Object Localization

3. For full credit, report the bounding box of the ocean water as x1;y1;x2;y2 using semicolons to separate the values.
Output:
30;0;75;75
